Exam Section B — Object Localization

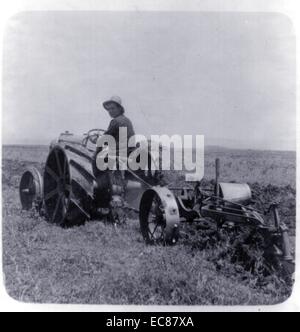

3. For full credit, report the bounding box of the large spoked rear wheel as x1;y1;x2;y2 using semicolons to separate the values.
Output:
140;191;168;245
43;146;71;225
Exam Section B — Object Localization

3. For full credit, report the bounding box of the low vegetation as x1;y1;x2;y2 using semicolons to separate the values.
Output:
2;145;296;304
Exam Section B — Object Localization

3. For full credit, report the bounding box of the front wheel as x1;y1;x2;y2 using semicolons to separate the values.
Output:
19;166;43;211
139;188;180;245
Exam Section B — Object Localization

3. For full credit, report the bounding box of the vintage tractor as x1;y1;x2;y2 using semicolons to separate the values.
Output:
19;130;295;280
19;129;159;226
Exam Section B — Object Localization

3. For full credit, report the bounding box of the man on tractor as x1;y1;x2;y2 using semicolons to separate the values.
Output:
92;96;136;219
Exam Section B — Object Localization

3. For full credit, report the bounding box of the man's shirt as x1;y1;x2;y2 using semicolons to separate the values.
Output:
97;114;135;156
105;114;135;142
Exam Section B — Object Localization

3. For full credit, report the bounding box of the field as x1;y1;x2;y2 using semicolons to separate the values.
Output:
2;145;296;305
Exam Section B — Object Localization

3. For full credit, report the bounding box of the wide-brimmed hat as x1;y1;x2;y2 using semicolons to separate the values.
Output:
103;95;124;111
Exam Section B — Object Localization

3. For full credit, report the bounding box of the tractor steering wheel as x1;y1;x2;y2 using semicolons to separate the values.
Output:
83;128;106;146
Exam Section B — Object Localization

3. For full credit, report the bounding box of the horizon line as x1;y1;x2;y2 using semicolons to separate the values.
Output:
1;142;296;153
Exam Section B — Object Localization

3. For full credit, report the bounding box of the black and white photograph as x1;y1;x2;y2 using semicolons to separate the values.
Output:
1;6;297;308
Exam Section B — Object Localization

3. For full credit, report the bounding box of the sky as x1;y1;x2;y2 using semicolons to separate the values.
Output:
2;11;296;150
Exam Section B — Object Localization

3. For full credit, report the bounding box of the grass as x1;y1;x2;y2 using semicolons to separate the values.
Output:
2;145;296;305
